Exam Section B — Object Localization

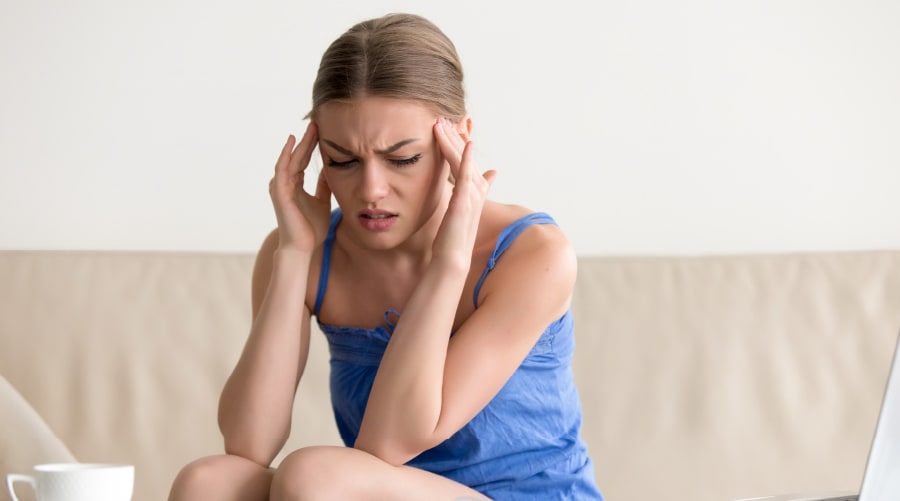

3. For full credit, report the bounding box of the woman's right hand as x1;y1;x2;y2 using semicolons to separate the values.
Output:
268;121;332;252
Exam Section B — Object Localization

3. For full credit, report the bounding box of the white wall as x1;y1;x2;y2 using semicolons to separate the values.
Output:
2;0;898;256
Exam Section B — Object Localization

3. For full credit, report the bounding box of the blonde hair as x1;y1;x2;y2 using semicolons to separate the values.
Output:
308;13;466;121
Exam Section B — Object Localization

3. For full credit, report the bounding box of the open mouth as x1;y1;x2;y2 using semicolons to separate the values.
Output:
357;211;398;232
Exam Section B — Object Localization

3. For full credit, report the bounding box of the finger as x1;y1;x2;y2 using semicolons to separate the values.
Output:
275;135;297;177
270;135;296;203
456;139;477;182
435;117;465;156
289;121;319;182
295;121;319;162
314;168;331;201
441;117;468;156
483;169;498;187
459;140;496;189
434;118;464;178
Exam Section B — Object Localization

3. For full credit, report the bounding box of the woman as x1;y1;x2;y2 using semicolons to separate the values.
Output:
169;13;602;500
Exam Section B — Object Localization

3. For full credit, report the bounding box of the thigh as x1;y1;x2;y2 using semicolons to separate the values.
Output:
168;454;273;501
271;445;490;501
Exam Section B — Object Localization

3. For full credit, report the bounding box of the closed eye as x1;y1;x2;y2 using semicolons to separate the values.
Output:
326;154;422;169
327;158;358;169
390;154;422;167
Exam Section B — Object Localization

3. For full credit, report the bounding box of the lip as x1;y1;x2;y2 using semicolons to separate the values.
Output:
357;209;398;232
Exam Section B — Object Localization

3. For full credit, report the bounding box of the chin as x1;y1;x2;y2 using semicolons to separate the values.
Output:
347;225;406;251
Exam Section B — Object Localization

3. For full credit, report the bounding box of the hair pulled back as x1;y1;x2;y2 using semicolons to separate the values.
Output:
309;13;466;121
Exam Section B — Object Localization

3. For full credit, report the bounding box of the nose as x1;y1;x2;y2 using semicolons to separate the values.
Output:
357;160;390;203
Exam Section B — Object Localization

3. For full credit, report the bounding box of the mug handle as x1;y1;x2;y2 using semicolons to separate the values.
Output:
6;474;36;501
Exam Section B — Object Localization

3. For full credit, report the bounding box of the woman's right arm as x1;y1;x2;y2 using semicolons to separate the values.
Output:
217;123;330;467
217;230;312;467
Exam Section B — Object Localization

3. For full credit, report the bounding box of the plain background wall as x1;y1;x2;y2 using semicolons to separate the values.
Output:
2;0;899;256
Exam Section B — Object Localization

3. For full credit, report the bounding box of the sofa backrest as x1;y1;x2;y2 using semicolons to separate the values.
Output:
571;253;900;500
1;250;898;501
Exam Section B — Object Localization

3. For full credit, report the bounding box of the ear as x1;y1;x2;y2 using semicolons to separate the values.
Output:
457;115;473;141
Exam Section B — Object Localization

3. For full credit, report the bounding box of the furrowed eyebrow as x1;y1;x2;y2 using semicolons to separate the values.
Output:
321;138;420;156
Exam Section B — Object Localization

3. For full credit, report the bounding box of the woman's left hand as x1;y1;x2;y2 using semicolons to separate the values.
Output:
432;117;498;269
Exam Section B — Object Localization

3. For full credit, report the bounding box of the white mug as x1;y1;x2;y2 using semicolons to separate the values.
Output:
6;463;134;501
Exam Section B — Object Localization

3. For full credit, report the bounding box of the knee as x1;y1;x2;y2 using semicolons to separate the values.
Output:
270;446;348;500
168;455;240;500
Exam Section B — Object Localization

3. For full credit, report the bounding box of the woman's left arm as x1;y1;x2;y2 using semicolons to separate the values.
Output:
354;119;578;465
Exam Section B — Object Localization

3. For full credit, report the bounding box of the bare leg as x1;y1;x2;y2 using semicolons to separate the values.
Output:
168;454;273;501
271;446;490;501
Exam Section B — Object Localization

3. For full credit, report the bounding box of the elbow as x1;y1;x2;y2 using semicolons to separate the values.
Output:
219;416;288;468
353;442;412;467
222;434;279;468
353;435;412;467
353;431;448;467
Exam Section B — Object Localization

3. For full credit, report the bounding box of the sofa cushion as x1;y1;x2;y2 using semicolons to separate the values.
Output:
0;374;76;501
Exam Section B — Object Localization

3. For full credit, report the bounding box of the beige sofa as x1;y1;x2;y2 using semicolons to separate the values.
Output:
1;250;898;501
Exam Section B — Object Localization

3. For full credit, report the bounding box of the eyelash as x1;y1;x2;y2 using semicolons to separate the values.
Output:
326;159;356;169
327;154;422;169
392;154;422;167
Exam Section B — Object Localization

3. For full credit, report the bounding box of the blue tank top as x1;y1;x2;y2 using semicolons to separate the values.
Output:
314;209;603;500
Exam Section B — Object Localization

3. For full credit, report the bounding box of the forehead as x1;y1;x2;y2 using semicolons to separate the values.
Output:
315;97;438;134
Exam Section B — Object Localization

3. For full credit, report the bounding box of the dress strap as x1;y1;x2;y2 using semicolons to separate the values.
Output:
314;209;343;317
472;212;558;308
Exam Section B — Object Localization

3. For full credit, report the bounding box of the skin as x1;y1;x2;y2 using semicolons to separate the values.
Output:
168;96;577;500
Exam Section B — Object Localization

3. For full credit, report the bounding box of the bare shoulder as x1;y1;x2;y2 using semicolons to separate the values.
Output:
481;201;575;260
477;202;577;308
